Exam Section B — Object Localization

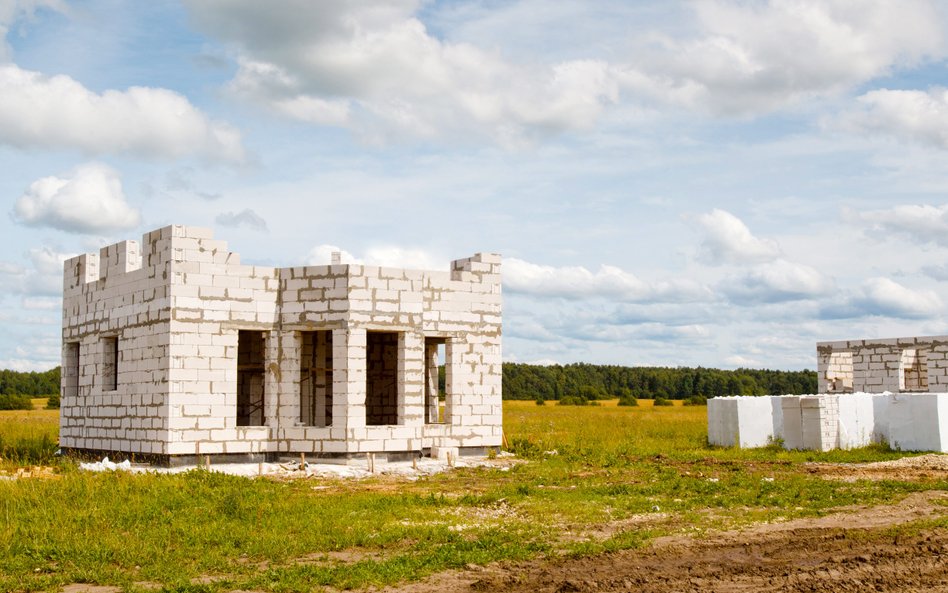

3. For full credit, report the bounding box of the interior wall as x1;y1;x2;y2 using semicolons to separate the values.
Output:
300;330;333;427
366;331;399;425
237;330;266;426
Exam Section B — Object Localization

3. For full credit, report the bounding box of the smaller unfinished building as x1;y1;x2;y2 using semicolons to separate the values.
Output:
60;225;502;465
708;335;948;453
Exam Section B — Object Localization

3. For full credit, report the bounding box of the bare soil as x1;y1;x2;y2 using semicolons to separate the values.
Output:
379;490;948;593
809;452;948;482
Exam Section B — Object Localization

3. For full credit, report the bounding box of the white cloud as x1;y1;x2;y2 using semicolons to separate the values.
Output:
618;0;944;115
854;203;948;246
835;87;948;149
722;259;834;303
823;277;943;319
306;244;443;270
25;246;71;295
186;0;619;145
28;246;69;275
695;209;781;265
0;357;52;371
564;321;711;344
0;260;24;275
13;163;140;234
921;263;948;282
504;257;709;302
0;63;244;161
0;246;72;297
307;244;358;266
363;247;442;270
271;94;351;127
21;295;58;309
857;277;942;318
11;337;60;367
181;0;948;145
0;0;65;61
724;354;762;368
216;208;268;231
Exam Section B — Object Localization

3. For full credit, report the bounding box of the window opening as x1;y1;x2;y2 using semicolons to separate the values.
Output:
366;331;399;425
237;330;266;426
425;337;447;424
300;330;333;427
101;336;118;392
900;348;928;392
64;342;79;400
825;351;853;393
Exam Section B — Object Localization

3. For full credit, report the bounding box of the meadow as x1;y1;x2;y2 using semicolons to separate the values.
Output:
0;399;944;592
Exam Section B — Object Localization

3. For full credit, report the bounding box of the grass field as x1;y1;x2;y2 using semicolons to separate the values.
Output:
0;399;944;592
0;398;59;468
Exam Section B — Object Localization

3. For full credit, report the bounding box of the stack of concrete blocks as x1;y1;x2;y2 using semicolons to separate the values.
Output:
61;225;502;465
709;392;948;452
780;396;840;452
706;395;784;448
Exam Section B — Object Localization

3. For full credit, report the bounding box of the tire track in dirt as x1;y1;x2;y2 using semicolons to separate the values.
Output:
379;490;948;593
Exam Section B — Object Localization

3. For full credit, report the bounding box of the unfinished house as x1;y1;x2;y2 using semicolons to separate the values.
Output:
816;336;948;393
60;225;502;465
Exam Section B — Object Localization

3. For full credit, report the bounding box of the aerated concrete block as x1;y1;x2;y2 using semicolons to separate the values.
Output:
835;393;875;449
887;393;948;452
707;396;781;448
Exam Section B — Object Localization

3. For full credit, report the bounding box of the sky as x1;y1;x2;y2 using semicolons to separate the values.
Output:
3;0;948;373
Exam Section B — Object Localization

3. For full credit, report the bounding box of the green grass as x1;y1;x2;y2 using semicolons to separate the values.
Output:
0;399;944;592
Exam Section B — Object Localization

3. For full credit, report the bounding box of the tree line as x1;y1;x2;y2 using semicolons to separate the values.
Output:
502;362;816;401
0;363;816;401
0;367;60;396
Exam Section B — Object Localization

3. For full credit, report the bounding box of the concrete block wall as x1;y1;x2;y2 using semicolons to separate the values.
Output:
801;395;838;452
817;336;948;394
61;227;181;457
62;225;502;463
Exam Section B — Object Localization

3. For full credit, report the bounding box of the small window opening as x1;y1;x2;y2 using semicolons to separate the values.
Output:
300;330;333;427
900;348;928;392
366;331;399;425
825;351;853;393
101;336;118;392
425;338;447;424
64;342;80;400
237;330;266;426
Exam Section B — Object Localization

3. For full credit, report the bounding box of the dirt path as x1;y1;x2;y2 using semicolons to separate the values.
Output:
380;490;948;593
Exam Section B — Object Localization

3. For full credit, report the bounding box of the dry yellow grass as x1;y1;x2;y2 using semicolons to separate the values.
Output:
0;403;59;468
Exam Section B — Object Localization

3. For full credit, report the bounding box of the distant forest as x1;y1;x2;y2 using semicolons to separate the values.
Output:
0;363;817;400
503;363;817;400
0;367;60;395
